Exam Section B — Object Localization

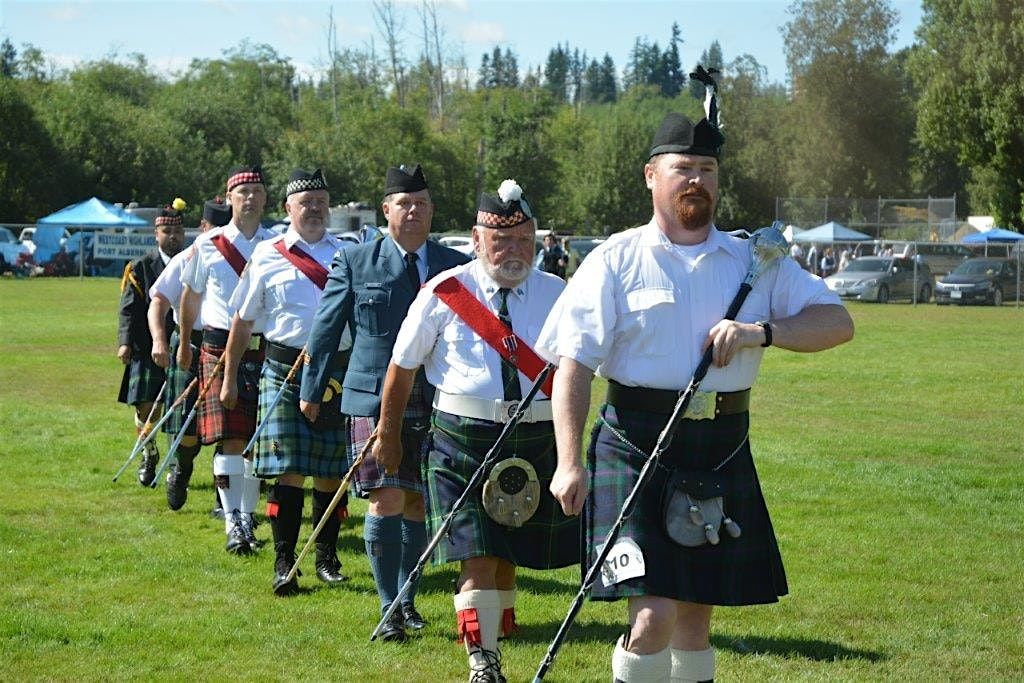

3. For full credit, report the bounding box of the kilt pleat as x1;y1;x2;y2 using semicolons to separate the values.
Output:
424;410;580;570
586;403;788;606
348;415;427;497
162;332;199;435
118;356;165;406
252;358;348;479
195;343;261;445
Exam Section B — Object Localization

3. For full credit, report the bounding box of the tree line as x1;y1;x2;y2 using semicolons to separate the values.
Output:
1;0;1021;233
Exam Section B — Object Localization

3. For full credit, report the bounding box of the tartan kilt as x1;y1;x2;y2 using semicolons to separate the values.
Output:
162;331;199;436
252;358;349;479
195;342;262;445
118;355;166;406
348;415;427;497
585;403;788;606
424;410;580;570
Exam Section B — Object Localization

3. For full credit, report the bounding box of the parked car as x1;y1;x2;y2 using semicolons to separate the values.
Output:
824;256;934;303
934;258;1020;306
890;241;971;277
564;236;605;278
437;234;475;256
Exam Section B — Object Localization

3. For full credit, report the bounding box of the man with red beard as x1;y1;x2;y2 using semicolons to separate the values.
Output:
537;101;853;681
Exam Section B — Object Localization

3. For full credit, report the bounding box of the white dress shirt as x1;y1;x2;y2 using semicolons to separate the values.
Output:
392;259;565;400
180;222;275;330
390;237;429;283
150;246;202;329
232;230;351;349
536;219;840;392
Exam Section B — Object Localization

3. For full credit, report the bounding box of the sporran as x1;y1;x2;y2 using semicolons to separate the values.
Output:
481;456;540;528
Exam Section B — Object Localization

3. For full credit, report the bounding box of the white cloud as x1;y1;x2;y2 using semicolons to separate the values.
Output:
460;21;504;46
275;14;318;43
46;3;86;23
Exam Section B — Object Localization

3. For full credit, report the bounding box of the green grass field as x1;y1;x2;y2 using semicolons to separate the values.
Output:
1;278;1022;681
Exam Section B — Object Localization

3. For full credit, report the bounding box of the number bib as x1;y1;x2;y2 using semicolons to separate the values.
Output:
598;537;646;587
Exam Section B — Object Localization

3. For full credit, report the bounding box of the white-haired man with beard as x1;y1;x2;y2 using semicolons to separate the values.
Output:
372;180;580;682
537;103;853;681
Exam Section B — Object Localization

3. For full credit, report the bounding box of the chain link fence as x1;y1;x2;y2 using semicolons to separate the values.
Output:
775;196;958;242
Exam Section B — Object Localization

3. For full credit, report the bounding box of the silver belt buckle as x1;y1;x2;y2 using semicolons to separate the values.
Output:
501;400;521;423
683;391;717;420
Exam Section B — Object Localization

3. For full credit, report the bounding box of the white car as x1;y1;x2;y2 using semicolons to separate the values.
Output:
437;234;475;256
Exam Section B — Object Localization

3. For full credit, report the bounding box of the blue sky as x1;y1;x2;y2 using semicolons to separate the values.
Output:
0;0;924;85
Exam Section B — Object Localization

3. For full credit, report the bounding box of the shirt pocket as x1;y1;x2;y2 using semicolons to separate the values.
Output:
622;287;676;356
442;325;487;377
269;270;311;317
355;286;391;337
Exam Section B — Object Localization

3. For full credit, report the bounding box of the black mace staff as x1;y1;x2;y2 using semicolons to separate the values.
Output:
532;223;788;682
370;362;555;641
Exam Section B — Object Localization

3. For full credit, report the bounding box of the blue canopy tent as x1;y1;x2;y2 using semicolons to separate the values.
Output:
36;197;150;276
961;228;1024;244
792;221;872;243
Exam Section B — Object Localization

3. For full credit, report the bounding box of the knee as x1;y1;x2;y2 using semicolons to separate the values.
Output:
628;599;677;654
403;493;425;520
368;487;404;517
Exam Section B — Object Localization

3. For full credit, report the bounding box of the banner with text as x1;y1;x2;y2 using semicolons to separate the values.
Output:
93;231;154;260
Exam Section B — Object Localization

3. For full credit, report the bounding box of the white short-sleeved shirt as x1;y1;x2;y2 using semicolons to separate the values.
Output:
392;260;565;400
150;247;202;329
232;230;352;350
535;219;841;392
180;222;275;330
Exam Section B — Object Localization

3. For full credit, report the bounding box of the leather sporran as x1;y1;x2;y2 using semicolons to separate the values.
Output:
661;470;742;547
309;377;345;431
482;457;541;528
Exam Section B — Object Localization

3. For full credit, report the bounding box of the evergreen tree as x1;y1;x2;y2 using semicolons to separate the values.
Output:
1;39;17;78
661;22;685;97
544;44;569;102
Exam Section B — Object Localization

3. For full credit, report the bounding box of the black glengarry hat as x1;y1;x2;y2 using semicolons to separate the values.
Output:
203;197;232;226
286;168;329;197
476;179;533;229
384;164;429;196
648;64;724;160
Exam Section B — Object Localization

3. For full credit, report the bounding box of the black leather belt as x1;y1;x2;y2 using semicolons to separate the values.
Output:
606;380;750;418
189;329;204;347
266;341;349;371
202;327;263;349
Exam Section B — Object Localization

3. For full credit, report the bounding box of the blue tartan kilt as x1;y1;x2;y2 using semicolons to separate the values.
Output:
118;355;166;406
586;403;788;606
162;332;199;436
424;410;580;570
252;358;349;479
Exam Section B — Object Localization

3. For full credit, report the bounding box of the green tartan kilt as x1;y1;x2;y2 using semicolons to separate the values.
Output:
118;354;166;407
586;403;788;606
162;331;199;435
252;358;349;479
424;410;580;569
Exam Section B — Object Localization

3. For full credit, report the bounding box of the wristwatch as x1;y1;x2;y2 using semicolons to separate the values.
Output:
757;320;773;347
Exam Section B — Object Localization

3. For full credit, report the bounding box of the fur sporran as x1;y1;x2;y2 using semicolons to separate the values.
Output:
662;469;742;547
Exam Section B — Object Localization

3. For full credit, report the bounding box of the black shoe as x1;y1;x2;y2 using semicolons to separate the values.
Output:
225;510;253;555
239;512;262;549
165;458;194;511
273;545;299;596
378;608;408;643
315;547;349;585
468;647;505;683
401;604;427;630
137;445;158;487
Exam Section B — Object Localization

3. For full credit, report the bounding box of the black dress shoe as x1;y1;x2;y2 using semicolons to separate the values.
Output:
315;549;349;585
225;511;253;555
137;445;158;487
273;548;299;596
401;604;427;630
165;458;194;511
378;608;408;643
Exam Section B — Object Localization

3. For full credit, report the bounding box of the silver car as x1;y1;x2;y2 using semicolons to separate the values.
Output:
824;256;934;303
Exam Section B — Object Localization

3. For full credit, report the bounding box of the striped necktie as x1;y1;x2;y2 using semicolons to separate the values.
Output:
497;288;522;401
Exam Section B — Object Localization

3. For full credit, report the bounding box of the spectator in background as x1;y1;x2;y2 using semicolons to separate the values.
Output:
805;242;820;276
536;233;567;279
839;246;851;272
820;248;837;277
789;241;805;269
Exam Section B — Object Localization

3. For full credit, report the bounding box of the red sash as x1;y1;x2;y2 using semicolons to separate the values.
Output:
210;234;248;277
273;240;329;290
433;276;554;398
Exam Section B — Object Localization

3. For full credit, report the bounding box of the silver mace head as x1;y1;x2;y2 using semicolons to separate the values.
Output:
746;221;789;283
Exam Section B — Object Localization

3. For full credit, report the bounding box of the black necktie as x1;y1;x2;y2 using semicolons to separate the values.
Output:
497;288;522;401
404;252;420;291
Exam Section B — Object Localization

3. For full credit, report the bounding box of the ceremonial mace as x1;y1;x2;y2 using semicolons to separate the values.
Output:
531;223;788;682
149;355;225;488
371;362;555;641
